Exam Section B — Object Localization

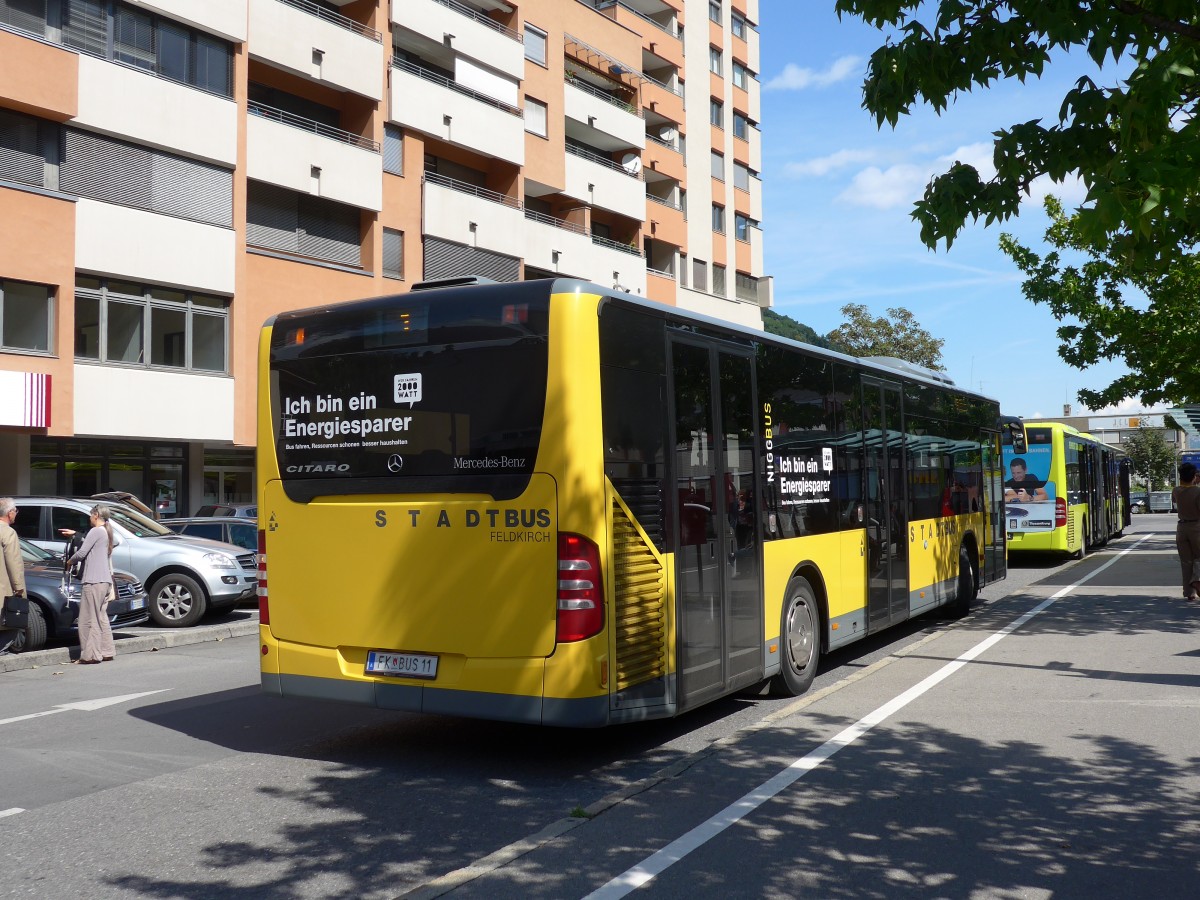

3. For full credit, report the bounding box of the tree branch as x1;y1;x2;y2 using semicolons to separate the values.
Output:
1112;1;1200;44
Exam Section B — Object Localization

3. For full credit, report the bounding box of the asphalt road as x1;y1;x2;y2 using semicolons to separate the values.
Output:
2;515;1193;898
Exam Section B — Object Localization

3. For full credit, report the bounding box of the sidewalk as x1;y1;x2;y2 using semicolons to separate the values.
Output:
0;607;260;674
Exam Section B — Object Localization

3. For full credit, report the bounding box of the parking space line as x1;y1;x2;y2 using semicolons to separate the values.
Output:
583;534;1154;899
0;808;25;819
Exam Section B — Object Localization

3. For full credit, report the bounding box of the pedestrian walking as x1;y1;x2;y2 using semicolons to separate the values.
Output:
0;497;26;654
68;504;119;663
1172;462;1200;601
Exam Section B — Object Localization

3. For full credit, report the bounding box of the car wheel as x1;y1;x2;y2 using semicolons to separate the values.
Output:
148;573;207;628
943;544;976;619
770;578;821;697
11;602;48;653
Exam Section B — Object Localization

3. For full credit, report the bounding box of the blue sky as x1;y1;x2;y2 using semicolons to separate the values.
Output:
757;2;1140;420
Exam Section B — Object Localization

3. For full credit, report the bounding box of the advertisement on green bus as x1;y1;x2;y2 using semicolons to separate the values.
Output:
1002;443;1056;532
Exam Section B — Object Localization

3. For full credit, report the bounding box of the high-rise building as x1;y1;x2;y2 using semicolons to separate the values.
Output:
0;0;769;511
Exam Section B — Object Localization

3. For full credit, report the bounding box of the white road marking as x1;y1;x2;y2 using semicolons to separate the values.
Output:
0;690;169;727
584;536;1154;899
0;808;25;819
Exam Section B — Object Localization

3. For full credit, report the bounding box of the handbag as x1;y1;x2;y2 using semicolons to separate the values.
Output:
1;595;29;630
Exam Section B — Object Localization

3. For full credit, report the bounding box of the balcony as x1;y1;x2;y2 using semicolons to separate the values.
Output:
563;145;645;220
249;0;384;101
392;0;524;81
422;172;525;259
136;0;248;42
564;76;645;152
74;55;236;165
74;364;234;441
246;103;382;212
74;198;236;294
390;58;524;165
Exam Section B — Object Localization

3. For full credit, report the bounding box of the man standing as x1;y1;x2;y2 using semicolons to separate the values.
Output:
0;497;26;653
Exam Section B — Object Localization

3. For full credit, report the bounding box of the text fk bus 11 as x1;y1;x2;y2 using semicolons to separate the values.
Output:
1002;420;1131;557
257;278;1017;727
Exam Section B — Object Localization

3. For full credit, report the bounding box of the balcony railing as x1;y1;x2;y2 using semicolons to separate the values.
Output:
524;209;588;235
392;57;522;116
647;194;681;211
645;133;678;152
431;0;522;42
566;143;643;180
424;171;520;208
565;74;641;117
578;0;679;38
591;233;643;257
278;0;382;42
248;102;380;152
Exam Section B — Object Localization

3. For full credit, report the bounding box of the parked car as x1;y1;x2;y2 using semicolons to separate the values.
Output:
12;497;258;629
1130;492;1148;513
165;517;257;552
191;503;257;519
10;538;149;653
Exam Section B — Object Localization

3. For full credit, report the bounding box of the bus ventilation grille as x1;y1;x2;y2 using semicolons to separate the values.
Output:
612;499;667;692
1067;514;1076;548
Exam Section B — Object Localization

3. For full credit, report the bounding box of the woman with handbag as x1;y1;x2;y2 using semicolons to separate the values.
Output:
68;504;120;664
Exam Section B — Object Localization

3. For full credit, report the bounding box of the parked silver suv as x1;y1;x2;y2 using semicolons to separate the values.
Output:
13;497;257;628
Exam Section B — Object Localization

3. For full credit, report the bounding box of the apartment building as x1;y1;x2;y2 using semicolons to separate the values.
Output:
0;0;770;514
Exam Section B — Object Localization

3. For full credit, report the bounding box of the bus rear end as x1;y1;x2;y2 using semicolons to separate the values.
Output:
257;281;612;726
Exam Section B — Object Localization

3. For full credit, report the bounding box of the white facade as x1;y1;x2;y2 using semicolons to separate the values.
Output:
74;364;234;441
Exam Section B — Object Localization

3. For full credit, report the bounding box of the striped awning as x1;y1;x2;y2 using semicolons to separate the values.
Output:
1167;407;1200;438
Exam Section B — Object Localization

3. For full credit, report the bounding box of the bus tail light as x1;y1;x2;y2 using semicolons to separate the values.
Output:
257;529;269;626
1055;497;1067;528
557;533;603;643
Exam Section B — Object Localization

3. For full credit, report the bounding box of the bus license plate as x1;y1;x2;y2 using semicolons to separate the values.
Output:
365;650;438;680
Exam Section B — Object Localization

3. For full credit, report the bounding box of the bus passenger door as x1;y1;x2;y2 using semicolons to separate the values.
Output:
862;377;908;630
669;339;762;710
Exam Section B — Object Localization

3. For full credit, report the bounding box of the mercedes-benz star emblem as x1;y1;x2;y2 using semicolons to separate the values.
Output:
387;454;404;473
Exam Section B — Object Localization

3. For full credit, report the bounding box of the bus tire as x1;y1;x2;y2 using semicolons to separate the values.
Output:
148;573;207;628
770;578;820;697
1073;519;1088;560
944;544;976;619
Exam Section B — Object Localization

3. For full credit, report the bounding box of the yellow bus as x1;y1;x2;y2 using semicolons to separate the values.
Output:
257;278;1011;726
1003;421;1131;557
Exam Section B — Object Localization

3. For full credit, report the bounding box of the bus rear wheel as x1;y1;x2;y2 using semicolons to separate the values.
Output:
944;544;976;619
770;578;820;697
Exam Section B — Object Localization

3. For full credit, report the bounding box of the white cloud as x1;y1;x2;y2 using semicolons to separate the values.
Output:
784;149;875;178
764;56;861;91
837;164;928;209
937;142;996;178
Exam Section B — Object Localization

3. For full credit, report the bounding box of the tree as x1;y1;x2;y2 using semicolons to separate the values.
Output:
999;197;1200;408
1122;425;1177;491
762;309;830;347
834;1;1200;273
825;303;945;369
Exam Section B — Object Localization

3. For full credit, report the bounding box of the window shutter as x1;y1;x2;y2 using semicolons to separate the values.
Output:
298;195;361;267
0;0;48;36
62;0;108;56
382;228;403;279
150;151;232;226
0;108;43;187
247;182;300;255
383;124;403;175
423;238;519;283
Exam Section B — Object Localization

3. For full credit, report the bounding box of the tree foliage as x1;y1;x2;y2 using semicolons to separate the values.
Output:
762;309;830;347
825;303;946;369
834;1;1200;274
1000;197;1200;408
1122;425;1177;491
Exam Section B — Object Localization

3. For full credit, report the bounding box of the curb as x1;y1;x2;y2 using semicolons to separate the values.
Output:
1;617;260;674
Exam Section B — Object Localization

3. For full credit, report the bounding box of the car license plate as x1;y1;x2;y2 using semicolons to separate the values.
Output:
365;650;438;680
129;597;145;611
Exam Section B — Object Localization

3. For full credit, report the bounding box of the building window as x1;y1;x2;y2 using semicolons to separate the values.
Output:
525;24;547;66
709;1;721;24
383;124;403;175
59;0;234;97
712;204;725;234
732;13;747;38
736;271;759;302
735;213;757;241
713;264;726;297
60;127;233;227
733;111;749;140
709;97;723;128
710;150;724;180
692;258;707;291
709;46;722;76
679;252;688;287
525;97;548;137
0;278;53;353
382;228;404;280
74;277;228;372
734;162;751;191
0;107;54;190
680;188;687;218
246;181;362;268
733;62;751;90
